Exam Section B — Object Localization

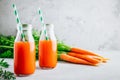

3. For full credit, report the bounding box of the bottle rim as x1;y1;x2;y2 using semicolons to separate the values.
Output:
17;24;32;31
45;24;54;30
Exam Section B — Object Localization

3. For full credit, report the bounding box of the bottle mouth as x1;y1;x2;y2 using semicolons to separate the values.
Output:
17;24;32;31
19;24;32;30
45;24;54;29
46;24;54;27
22;24;32;28
22;24;28;27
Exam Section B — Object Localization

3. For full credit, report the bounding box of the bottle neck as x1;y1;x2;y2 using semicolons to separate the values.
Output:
40;24;56;41
46;24;54;34
15;24;34;42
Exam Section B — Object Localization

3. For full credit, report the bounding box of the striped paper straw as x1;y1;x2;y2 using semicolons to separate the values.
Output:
38;8;48;40
12;4;25;41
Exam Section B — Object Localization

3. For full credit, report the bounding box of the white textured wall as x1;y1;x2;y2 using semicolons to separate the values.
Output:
0;0;120;51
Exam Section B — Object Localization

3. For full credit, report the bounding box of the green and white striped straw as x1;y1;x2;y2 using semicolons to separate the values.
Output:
12;4;25;41
38;8;48;40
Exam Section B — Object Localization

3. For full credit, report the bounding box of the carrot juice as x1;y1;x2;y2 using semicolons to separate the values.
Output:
14;41;35;75
39;40;57;69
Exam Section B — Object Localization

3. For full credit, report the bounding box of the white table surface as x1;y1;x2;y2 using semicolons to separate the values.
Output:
2;51;120;80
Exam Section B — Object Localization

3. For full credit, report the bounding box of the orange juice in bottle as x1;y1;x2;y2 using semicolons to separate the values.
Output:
39;24;57;69
14;24;35;76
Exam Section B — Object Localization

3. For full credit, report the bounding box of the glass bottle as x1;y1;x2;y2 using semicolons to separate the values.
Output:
14;24;35;76
39;24;57;69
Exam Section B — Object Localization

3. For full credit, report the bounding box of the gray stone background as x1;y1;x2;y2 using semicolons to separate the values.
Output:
0;0;120;51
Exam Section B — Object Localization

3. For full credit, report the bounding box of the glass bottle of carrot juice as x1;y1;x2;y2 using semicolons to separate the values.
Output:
14;24;35;76
39;24;57;69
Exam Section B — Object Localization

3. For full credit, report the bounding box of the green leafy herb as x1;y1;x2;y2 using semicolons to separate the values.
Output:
0;59;16;80
0;68;16;80
0;34;14;58
0;59;9;68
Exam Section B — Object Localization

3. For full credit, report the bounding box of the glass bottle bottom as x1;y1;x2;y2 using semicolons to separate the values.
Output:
16;74;31;77
15;73;34;77
40;67;55;70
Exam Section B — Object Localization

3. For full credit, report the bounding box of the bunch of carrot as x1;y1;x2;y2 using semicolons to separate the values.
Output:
57;42;108;66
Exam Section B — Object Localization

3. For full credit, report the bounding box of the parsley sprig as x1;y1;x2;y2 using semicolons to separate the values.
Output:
0;59;9;68
0;59;16;80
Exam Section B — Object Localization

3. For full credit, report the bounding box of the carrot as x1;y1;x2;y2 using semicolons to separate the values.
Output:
71;48;102;57
101;58;109;63
90;56;103;61
68;52;101;64
90;55;108;63
60;53;97;66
